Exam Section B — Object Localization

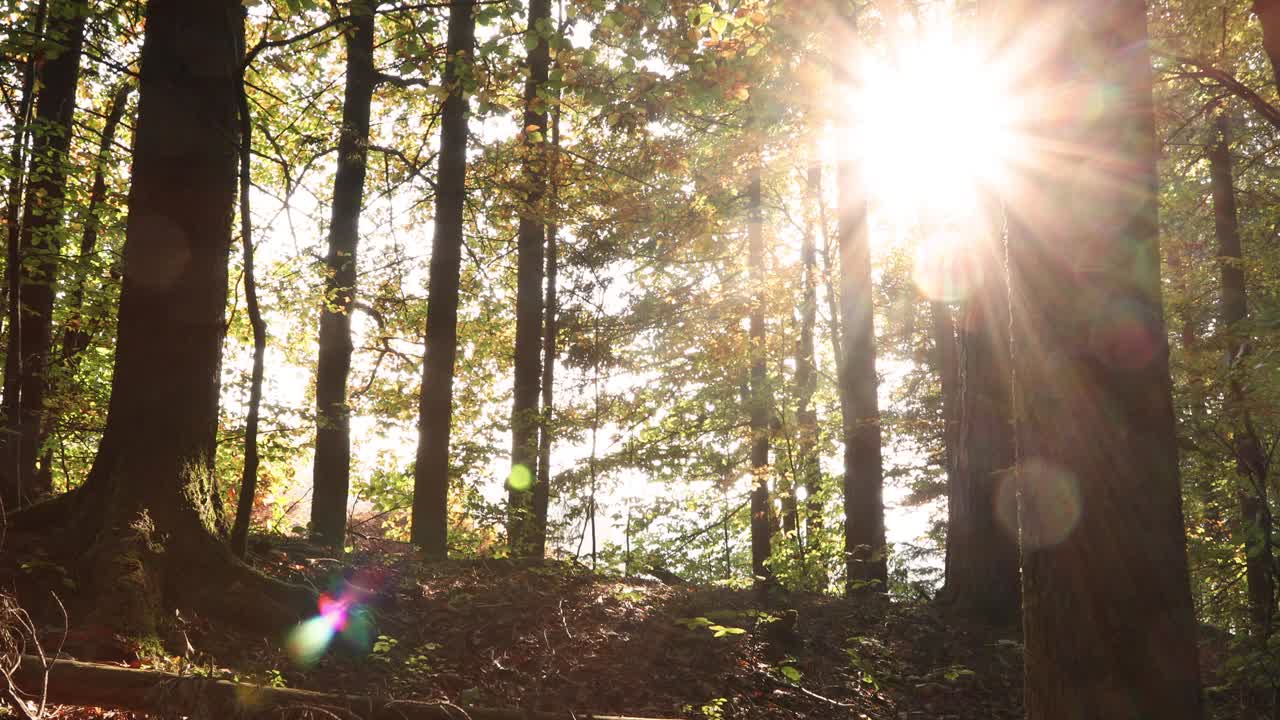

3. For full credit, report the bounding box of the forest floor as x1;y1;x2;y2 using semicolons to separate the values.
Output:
3;534;1027;719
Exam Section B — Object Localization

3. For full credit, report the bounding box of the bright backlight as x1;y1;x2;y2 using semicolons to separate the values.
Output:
853;32;1023;217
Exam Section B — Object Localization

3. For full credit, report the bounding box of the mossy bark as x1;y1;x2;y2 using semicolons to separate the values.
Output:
24;0;315;640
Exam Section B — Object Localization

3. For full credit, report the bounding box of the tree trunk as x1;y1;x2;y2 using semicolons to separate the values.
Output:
7;655;675;720
835;9;887;593
747;169;772;587
230;57;266;559
35;80;132;493
0;0;47;508
411;0;475;560
508;0;551;558
533;103;561;559
312;4;376;550
940;277;1019;624
931;300;959;600
1209;114;1273;638
532;222;556;557
792;163;821;579
1254;0;1280;91
1004;2;1203;717
2;0;87;504
63;0;312;637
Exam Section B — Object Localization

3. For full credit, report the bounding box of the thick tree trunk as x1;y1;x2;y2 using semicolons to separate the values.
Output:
2;0;87;504
747;169;772;586
1254;0;1280;91
1004;2;1203;717
312;4;376;550
940;286;1019;624
66;0;312;637
411;0;475;560
835;22;887;592
508;0;551;558
1209;115;1273;638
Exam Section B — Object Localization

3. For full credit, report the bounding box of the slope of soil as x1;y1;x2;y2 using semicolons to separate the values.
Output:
5;534;1024;719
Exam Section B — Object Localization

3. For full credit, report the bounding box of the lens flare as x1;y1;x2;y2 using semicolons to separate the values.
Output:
285;570;385;667
1087;293;1159;370
997;458;1083;549
913;231;985;302
286;614;338;667
508;464;534;492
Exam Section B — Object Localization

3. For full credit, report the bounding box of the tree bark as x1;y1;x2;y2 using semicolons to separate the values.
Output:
940;276;1019;624
7;655;675;720
411;0;475;560
747;169;772;587
1209;114;1273;638
1254;0;1280;91
792;163;821;579
312;4;377;550
2;0;87;504
508;0;551;558
533;103;561;560
0;0;47;508
64;0;313;637
1003;2;1203;717
931;300;959;600
230;52;266;559
835;9;887;593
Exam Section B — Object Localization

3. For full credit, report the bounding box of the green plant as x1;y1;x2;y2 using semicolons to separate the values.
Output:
371;634;398;660
675;616;747;638
682;697;728;719
845;637;882;690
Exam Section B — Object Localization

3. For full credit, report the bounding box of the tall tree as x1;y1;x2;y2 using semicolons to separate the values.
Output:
38;80;134;492
1255;0;1280;89
1209;113;1273;638
2;0;88;503
791;162;822;578
311;2;377;550
835;9;887;592
1004;1;1203;716
938;239;1019;623
41;0;311;635
1;0;47;504
747;168;771;586
507;0;551;558
231;53;266;559
411;0;475;560
931;300;959;595
532;100;562;560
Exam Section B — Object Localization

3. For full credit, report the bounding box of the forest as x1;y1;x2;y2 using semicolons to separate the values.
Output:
0;0;1275;718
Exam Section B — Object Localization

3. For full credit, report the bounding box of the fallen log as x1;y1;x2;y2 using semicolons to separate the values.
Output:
7;655;676;720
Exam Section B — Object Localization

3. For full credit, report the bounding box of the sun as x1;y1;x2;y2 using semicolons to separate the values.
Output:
823;25;1025;303
854;30;1023;217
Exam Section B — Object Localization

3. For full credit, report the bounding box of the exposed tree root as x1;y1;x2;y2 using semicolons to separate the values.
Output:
1;487;80;534
7;655;677;720
7;496;316;641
